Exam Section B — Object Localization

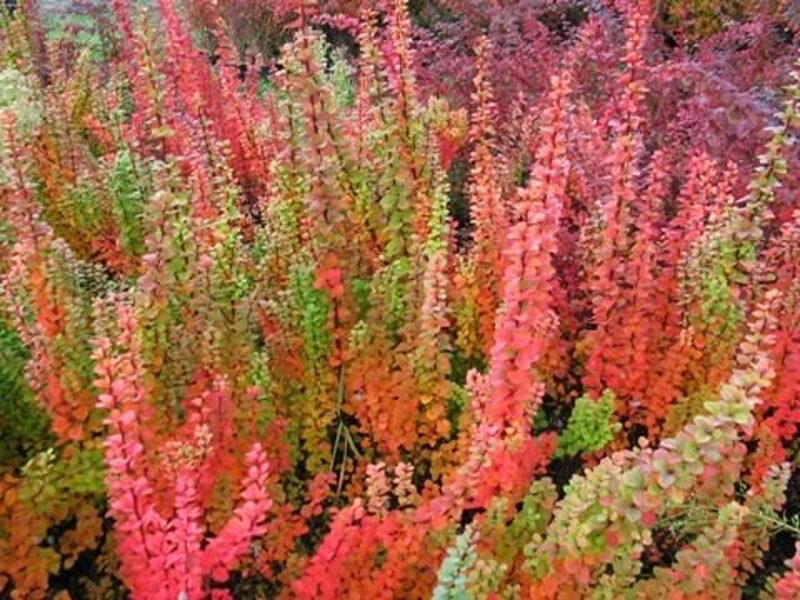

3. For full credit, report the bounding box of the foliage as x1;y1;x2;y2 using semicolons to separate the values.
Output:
556;390;622;458
0;0;799;598
0;321;50;464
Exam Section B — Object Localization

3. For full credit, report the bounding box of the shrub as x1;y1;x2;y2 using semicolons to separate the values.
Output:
1;0;800;598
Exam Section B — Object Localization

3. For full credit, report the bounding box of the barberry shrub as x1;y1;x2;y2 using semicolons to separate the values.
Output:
1;0;800;598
